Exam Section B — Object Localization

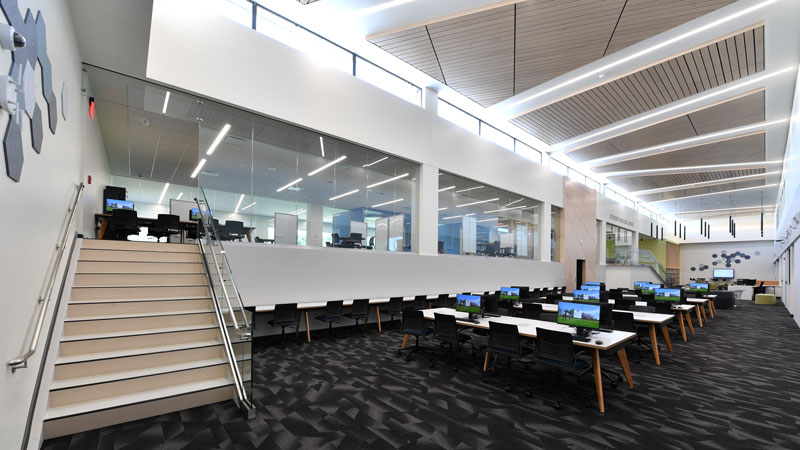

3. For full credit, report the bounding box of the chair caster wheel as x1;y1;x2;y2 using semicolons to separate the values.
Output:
553;403;561;410
504;385;511;392
525;391;533;398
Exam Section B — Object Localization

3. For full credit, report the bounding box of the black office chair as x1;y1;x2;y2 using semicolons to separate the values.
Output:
221;220;245;241
539;312;557;322
350;232;363;248
527;328;592;409
617;309;653;363
331;233;341;247
381;297;404;329
431;313;472;370
529;288;541;301
630;305;655;313
522;303;542;320
397;309;433;361
434;294;450;308
367;236;375;250
483;322;533;392
754;281;766;296
108;209;139;241
268;303;297;348
315;300;343;340
615;298;635;310
545;294;562;304
344;299;370;336
609;290;623;301
560;286;567;295
150;214;181;243
640;293;655;303
411;295;427;310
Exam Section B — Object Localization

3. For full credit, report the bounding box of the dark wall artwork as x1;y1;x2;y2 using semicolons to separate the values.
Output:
690;249;762;272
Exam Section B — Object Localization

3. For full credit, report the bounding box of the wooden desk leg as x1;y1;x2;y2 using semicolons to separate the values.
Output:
685;312;695;335
616;348;634;388
592;349;605;413
304;312;311;343
245;230;252;243
98;217;109;239
648;324;661;365
695;305;704;327
660;326;673;353
483;352;491;372
295;311;301;337
401;334;410;350
711;300;717;317
375;306;382;333
677;313;687;342
701;304;709;323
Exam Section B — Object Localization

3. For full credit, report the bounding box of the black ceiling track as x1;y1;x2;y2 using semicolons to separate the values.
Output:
603;0;628;57
426;26;447;85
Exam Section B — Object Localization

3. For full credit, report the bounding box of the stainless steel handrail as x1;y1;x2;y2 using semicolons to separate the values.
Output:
193;197;249;329
8;183;84;372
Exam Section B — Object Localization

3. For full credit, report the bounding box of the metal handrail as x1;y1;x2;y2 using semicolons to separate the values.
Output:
9;183;84;372
193;196;249;329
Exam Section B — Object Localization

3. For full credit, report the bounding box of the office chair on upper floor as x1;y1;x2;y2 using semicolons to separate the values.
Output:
381;297;404;329
411;295;427;310
527;328;593;410
108;209;140;241
315;300;344;340
522;303;543;320
397;309;433;362
331;233;341;247
483;321;534;392
434;294;450;308
221;220;245;241
150;214;181;243
344;299;370;336
269;303;298;348
431;312;472;370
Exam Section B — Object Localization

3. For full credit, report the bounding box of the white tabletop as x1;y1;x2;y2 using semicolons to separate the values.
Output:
255;294;450;313
422;308;636;351
515;302;673;324
686;298;708;304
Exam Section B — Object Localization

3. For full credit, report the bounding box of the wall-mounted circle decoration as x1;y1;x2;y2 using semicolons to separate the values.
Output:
60;80;67;121
712;253;718;258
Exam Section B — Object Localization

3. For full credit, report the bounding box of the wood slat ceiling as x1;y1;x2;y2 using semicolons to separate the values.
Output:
612;168;766;192
571;90;765;163
513;26;764;144
369;0;734;107
638;178;766;202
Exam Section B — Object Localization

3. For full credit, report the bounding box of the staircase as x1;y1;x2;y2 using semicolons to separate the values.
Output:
42;239;247;439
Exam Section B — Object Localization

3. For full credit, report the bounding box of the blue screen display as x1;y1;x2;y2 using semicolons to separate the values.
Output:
580;285;600;291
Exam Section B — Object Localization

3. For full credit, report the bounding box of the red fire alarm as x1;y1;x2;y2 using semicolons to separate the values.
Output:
88;97;95;119
88;175;92;184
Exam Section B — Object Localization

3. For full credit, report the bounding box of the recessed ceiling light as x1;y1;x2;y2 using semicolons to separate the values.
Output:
329;189;360;201
438;185;456;192
234;193;245;212
372;198;404;208
362;156;388;167
276;178;303;192
157;183;170;205
240;202;256;211
162;91;170;114
309;155;347;176
206;124;231;155
457;198;500;208
455;186;484;193
366;173;409;189
190;159;207;178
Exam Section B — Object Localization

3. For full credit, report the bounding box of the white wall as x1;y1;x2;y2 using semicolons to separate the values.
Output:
0;1;109;448
679;240;778;284
603;265;662;290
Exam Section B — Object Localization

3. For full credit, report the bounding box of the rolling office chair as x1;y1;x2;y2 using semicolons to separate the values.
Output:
522;303;543;320
560;286;567;295
615;309;652;363
431;313;472;370
640;293;655;303
150;214;181;243
483;321;533;392
754;281;766;296
615;298;635;310
530;288;541;302
609;290;623;301
545;294;562;304
539;312;557;322
434;294;450;308
397;309;433;362
350;232;363;249
221;220;245;241
381;297;404;329
344;299;370;336
315;300;343;340
268;303;298;348
108;209;140;241
331;233;341;247
367;236;375;250
527;328;593;410
411;295;427;310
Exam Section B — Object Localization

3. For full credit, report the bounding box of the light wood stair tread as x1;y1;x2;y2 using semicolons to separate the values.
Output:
60;324;220;342
69;296;213;304
56;340;223;365
51;358;228;391
65;310;215;322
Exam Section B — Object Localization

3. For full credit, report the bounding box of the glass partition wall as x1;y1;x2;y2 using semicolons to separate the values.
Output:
437;172;542;259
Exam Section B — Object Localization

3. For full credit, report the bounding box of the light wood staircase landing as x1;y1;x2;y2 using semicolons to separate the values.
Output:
42;239;247;439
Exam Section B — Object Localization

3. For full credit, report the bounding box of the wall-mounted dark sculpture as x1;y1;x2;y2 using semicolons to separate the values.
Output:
1;0;57;182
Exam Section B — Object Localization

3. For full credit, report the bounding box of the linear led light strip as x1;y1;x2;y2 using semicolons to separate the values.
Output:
457;198;500;208
319;136;325;157
330;189;360;201
678;205;775;215
505;198;524;207
206;124;231;155
309;155;347;176
632;171;780;195
649;183;778;203
363;156;388;167
484;205;528;213
240;202;256;211
455;186;484;193
366;173;409;188
438;207;448;211
502;0;782;113
553;66;795;153
234;193;245;213
442;213;475;220
157;183;170;204
276;178;303;192
601;160;784;177
190;159;207;178
589;120;787;167
438;185;456;192
176;192;183;200
372;198;403;208
162;91;170;114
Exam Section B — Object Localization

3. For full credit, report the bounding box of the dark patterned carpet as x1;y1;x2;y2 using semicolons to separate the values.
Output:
43;302;800;450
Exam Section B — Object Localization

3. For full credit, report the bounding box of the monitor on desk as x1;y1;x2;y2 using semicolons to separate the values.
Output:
654;288;681;302
688;282;709;293
455;294;482;320
190;208;212;221
713;268;734;279
580;285;600;291
640;283;661;294
633;281;649;290
499;287;520;300
510;286;530;298
105;198;134;212
557;301;600;335
573;290;600;302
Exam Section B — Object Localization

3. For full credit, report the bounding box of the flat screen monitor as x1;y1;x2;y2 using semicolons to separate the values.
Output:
633;281;649;290
641;283;661;294
580;285;600;291
573;290;600;302
654;288;682;302
499;287;520;300
584;282;601;286
713;268;734;279
105;198;134;212
689;282;709;293
557;301;600;330
455;294;482;316
190;208;212;221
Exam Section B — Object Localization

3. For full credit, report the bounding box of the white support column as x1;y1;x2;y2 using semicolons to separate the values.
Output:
414;163;439;255
597;220;607;266
306;203;324;247
539;202;552;261
632;230;640;265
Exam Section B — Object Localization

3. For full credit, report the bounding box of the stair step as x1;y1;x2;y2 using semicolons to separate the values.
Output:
79;249;203;263
68;296;212;304
66;309;215;322
77;261;205;274
74;273;208;287
81;239;199;253
67;299;214;318
51;357;228;390
71;285;211;301
61;323;220;343
56;340;223;365
44;376;232;420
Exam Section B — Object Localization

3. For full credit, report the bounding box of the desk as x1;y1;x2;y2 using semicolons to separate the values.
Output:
670;304;696;341
686;299;709;325
94;213;255;242
417;308;636;413
703;295;717;317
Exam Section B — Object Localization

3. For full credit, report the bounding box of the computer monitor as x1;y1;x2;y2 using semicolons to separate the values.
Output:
105;198;134;212
510;286;529;298
633;281;649;290
499;287;520;301
580;285;600;291
641;283;661;294
654;288;682;302
713;268;734;279
455;294;482;320
557;301;600;338
190;208;212;221
688;282;709;293
584;282;601;286
573;290;600;302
